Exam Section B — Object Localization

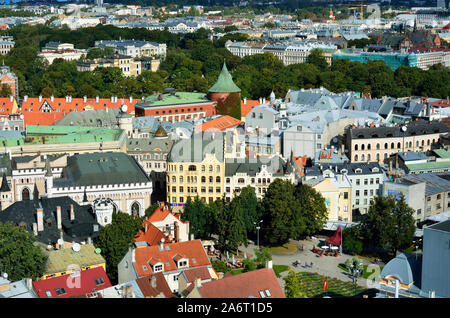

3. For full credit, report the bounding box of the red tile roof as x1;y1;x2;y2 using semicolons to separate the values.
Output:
195;268;285;298
293;155;308;177
194;115;243;132
0;97;17;116
32;267;112;298
19;96;139;127
430;98;450;108
147;204;189;224
241;99;260;118
182;267;213;283
133;239;211;278
135;272;175;298
135;222;166;246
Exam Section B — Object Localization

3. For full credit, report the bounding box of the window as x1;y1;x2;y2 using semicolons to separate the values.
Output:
179;165;183;172
417;209;422;215
55;287;66;296
364;179;368;185
356;190;360;197
437;194;441;200
154;264;163;272
94;277;105;285
356;179;360;186
344;192;348;199
45;290;52;297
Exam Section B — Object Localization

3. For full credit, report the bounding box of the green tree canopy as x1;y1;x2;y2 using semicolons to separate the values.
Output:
0;222;48;281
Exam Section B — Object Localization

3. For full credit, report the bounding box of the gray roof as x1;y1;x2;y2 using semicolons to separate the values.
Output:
168;134;224;163
54;108;121;128
126;137;173;154
0;197;99;245
381;253;422;286
396;171;450;196
54;152;151;188
305;162;384;178
427;219;450;233
225;156;291;177
0;279;37;298
350;120;449;139
398;151;428;162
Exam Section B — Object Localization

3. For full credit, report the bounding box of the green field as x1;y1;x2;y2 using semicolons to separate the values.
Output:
272;265;290;278
297;272;368;298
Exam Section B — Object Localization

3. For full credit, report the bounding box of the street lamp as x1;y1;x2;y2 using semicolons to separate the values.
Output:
350;264;362;296
254;220;263;248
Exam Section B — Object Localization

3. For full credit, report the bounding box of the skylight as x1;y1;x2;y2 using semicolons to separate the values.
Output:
265;289;271;297
259;291;266;298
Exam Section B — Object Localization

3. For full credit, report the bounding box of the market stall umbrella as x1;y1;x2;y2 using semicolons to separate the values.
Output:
232;254;235;265
210;242;214;252
330;246;339;250
321;246;329;249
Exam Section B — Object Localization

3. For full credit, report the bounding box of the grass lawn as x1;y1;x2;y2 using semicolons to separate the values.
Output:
269;243;297;254
231;268;244;275
272;265;290;278
297;272;368;298
338;263;384;280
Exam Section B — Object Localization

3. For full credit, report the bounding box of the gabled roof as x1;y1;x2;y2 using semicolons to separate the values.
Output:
195;268;285;298
181;267;213;283
135;222;166;246
208;63;241;93
135;273;175;298
33;267;112;298
133;239;211;278
146;204;189;224
195;115;243;132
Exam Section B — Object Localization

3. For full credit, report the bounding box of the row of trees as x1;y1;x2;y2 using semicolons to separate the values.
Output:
1;24;449;102
181;179;329;250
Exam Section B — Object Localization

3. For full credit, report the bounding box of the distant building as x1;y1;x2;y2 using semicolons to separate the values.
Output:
0;36;14;55
95;40;166;59
0;64;18;98
38;42;86;65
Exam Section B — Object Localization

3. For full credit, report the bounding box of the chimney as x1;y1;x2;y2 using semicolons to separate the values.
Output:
159;238;165;251
263;97;266;104
50;95;54;102
243;97;247;105
131;248;136;263
150;276;157;288
70;204;75;221
174;222;179;242
111;96;114;103
129;96;133;103
69;96;72;103
39;95;42;102
96;96;99;103
9;95;13;102
56;206;62;230
194;277;202;287
24;95;28;102
115;96;118;103
259;97;262;104
83;96;87;103
87;237;92;244
37;208;44;232
145;223;148;233
33;223;38;236
25;278;33;291
266;260;273;269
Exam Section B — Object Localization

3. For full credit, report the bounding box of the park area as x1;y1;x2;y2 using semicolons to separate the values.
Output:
297;272;368;298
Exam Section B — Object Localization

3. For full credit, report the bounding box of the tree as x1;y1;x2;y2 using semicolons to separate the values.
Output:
235;186;259;236
254;247;272;268
342;226;363;255
221;199;247;252
283;269;306;298
94;211;142;284
144;203;159;218
307;49;329;72
0;222;47;281
361;195;416;256
0;84;12;97
294;184;328;237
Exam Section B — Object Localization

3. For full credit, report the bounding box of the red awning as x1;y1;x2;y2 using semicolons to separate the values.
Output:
326;226;342;245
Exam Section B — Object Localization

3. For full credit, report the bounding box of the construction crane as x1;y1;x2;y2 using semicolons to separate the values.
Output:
342;2;368;20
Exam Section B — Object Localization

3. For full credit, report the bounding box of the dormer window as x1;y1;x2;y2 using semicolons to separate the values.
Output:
153;264;163;272
355;168;362;174
372;167;379;173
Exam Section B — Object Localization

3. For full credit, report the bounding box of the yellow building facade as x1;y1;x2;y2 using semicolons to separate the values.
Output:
310;177;353;222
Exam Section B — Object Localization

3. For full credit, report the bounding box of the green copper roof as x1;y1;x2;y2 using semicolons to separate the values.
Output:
136;91;210;108
0;126;124;147
208;63;241;93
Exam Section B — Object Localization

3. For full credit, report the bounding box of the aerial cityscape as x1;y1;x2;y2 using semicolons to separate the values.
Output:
0;0;449;306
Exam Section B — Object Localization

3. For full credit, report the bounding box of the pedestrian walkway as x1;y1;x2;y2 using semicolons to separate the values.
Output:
240;238;383;289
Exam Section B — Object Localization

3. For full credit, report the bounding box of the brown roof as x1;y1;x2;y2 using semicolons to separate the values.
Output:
135;222;166;246
182;267;213;283
136;273;175;298
195;268;285;298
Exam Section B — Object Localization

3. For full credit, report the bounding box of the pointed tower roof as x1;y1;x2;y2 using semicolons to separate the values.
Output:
0;172;10;192
83;188;88;203
154;122;168;138
208;62;241;93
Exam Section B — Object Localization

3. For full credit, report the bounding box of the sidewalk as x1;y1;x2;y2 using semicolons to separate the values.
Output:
240;238;383;289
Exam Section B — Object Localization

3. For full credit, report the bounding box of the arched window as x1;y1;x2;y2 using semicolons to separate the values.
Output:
131;202;140;218
22;188;30;201
201;176;206;183
397;142;401;149
179;165;183;172
172;176;176;183
361;144;365;151
384;143;388;149
355;144;358;151
391;142;394;149
421;140;424;147
376;143;380;150
367;144;371;150
384;153;388;159
354;155;358;161
376;153;380;161
216;176;221;183
216;165;220;173
416;141;419;147
361;154;365;161
367;154;371;161
209;165;213;172
427;139;430;146
188;165;196;171
179;176;183;183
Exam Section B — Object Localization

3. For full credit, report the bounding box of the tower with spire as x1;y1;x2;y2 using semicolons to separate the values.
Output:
208;62;242;120
0;172;12;211
44;156;53;198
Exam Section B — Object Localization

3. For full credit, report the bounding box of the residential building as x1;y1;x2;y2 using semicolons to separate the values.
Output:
33;267;112;298
38;42;86;64
94;40;167;59
41;243;106;280
0;278;37;298
136;202;190;244
77;53;155;76
421;219;450;298
0;196;100;246
224;155;295;201
303;173;353;222
305;162;385;217
186;267;285;298
347;120;449;164
0;64;18;98
0;36;14;55
166;133;224;208
117;239;218;293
